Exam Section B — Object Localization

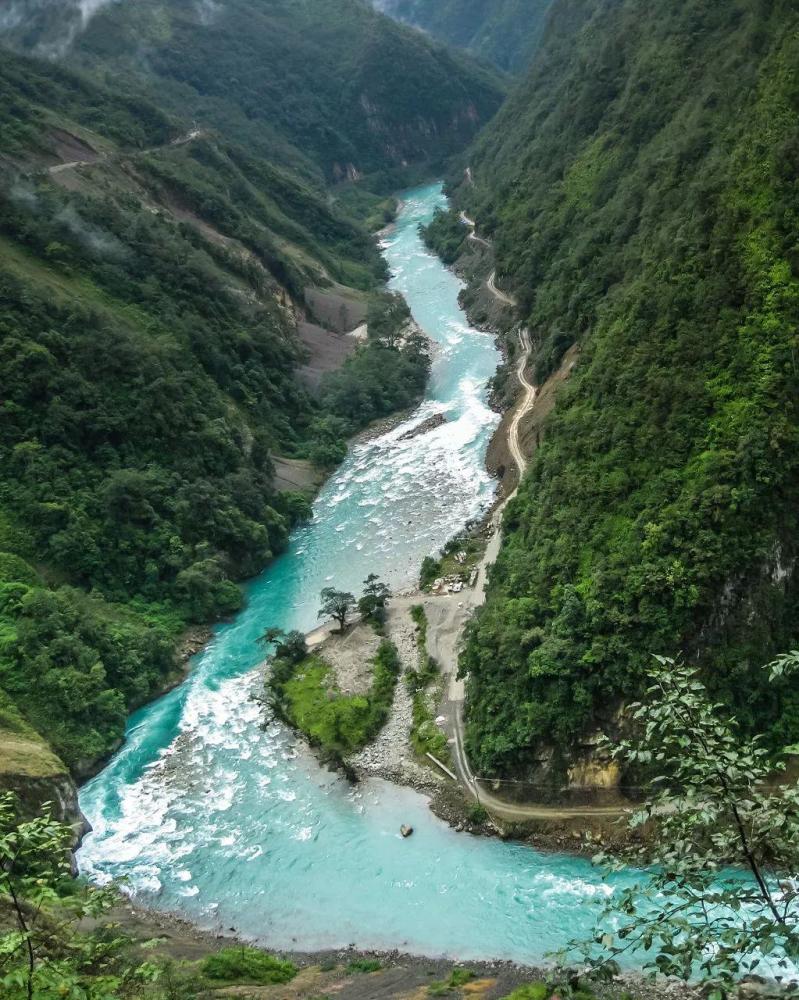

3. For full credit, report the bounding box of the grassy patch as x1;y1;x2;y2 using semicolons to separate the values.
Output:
345;957;382;974
278;641;400;755
201;946;297;984
411;685;451;764
429;967;475;994
499;987;549;1000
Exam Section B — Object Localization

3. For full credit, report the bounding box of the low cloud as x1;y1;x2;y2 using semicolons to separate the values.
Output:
55;204;128;259
0;0;125;57
195;0;221;26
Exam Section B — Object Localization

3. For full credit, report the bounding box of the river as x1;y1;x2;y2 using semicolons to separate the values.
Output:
78;182;637;964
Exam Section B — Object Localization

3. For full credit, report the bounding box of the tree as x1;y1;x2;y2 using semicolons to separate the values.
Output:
367;291;411;349
258;626;307;664
0;794;141;1000
307;415;349;470
419;555;439;590
578;655;799;995
318;587;355;632
357;573;391;623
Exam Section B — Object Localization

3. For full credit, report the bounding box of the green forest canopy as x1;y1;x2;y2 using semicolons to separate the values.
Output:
455;0;799;779
0;34;437;776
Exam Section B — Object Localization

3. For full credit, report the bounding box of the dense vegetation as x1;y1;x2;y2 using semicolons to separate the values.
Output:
455;0;799;778
4;0;505;184
0;11;461;779
270;640;401;758
373;0;553;73
320;293;430;429
421;206;470;265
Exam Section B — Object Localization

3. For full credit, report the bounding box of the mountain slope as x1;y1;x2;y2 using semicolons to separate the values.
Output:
0;42;432;779
455;0;799;779
373;0;553;72
3;0;505;182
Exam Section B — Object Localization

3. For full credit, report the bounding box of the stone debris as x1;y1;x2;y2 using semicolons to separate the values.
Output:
430;574;467;595
398;412;448;441
348;616;443;794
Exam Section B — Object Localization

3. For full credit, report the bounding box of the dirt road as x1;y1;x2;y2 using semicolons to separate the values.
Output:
425;274;626;820
507;328;536;475
459;210;491;249
47;128;206;175
486;268;517;307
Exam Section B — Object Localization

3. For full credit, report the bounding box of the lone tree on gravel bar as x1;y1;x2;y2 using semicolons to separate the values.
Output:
318;587;355;632
358;573;391;623
258;627;307;664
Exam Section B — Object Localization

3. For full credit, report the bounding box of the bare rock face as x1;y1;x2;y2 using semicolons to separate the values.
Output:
0;728;90;856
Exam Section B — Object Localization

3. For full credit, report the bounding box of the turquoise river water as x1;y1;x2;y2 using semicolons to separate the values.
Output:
78;183;638;964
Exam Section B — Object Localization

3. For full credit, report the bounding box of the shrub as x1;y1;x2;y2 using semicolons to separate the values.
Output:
201;947;297;984
345;957;382;973
428;969;475;995
419;555;440;590
466;802;488;824
500;985;549;1000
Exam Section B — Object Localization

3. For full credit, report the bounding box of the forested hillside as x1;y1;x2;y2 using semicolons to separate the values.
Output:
4;0;504;182
0;0;495;781
456;0;799;779
373;0;553;72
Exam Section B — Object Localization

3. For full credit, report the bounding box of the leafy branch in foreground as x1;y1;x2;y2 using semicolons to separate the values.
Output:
0;792;156;1000
575;655;799;996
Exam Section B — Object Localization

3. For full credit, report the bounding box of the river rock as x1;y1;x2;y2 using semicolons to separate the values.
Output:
399;413;447;441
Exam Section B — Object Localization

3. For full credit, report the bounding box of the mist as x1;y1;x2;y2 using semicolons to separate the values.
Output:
0;0;124;57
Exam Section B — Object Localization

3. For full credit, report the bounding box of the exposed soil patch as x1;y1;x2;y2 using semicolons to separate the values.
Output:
312;622;383;696
272;456;322;494
49;127;101;166
304;284;367;333
296;319;357;390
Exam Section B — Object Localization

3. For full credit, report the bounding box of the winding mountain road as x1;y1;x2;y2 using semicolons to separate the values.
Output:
47;128;206;176
507;328;535;476
486;268;517;308
458;212;515;307
459;210;491;249
431;220;627;822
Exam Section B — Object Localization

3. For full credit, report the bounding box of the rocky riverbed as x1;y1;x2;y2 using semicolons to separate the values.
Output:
348;605;444;794
398;411;448;441
98;896;701;1000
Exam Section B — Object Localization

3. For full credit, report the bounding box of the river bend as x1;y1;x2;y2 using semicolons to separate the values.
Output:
78;183;634;964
